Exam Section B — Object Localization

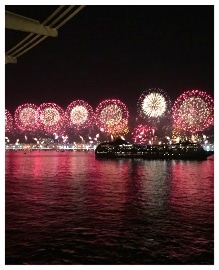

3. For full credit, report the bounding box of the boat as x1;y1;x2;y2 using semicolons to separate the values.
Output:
95;139;214;160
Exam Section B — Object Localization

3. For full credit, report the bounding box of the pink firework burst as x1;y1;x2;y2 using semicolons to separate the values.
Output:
132;124;154;144
65;100;94;130
95;99;129;135
37;103;64;133
172;89;214;133
5;109;13;132
14;103;39;131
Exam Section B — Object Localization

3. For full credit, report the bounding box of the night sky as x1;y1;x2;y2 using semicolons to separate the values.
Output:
5;5;214;118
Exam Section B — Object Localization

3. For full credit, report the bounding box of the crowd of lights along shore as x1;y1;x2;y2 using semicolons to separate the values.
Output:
5;89;214;151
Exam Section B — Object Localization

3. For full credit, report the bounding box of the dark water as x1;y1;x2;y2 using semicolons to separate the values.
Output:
5;151;214;265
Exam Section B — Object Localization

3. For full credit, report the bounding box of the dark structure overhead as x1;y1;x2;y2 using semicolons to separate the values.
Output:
5;11;58;37
5;5;86;64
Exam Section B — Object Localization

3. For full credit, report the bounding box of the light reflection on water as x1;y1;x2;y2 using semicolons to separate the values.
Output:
5;151;214;264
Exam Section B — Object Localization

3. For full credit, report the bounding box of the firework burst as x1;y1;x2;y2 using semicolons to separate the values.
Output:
95;99;129;135
105;119;129;138
172;90;214;133
171;125;188;143
14;103;39;131
65;100;94;130
37;103;64;133
132;124;154;144
5;109;13;132
137;88;171;126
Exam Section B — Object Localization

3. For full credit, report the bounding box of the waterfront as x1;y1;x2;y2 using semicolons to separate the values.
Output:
5;151;214;265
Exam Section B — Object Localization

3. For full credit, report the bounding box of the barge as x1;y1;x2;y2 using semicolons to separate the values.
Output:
95;139;214;160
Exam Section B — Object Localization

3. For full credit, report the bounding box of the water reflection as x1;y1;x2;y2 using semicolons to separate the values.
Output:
5;152;214;264
170;160;214;216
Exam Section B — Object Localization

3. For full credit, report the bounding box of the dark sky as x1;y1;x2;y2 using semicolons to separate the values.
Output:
5;5;214;116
